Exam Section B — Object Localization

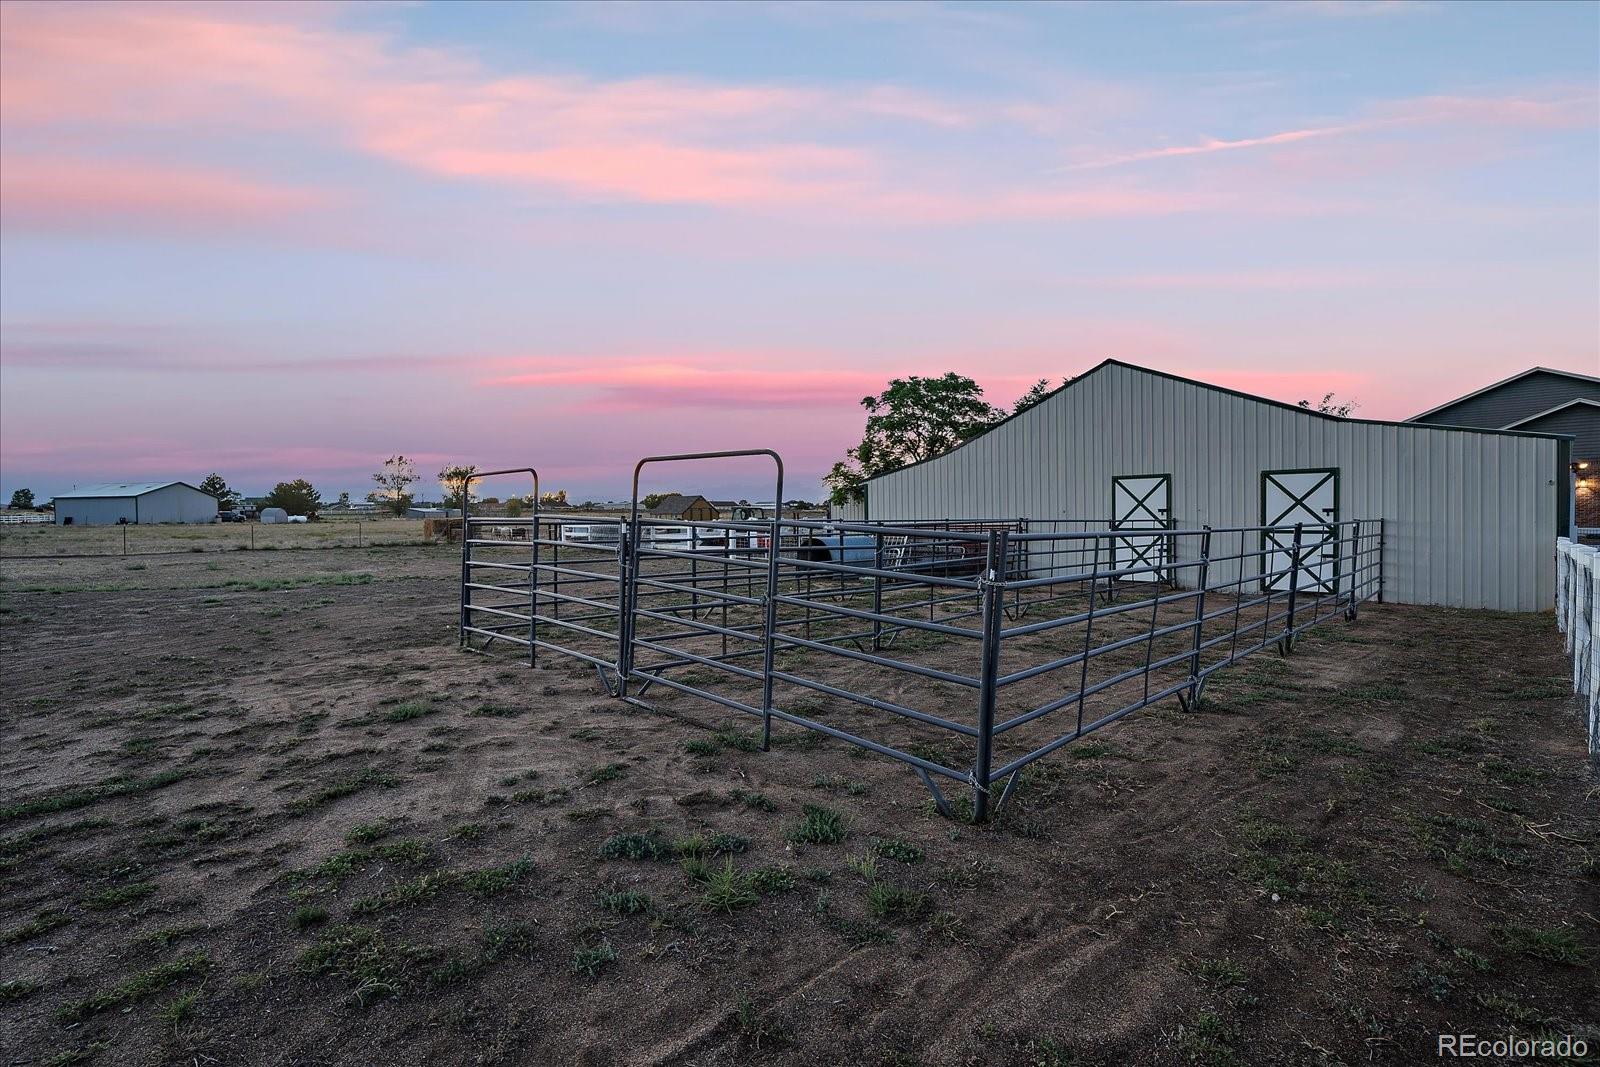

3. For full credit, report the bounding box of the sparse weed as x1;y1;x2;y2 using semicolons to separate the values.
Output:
789;804;846;845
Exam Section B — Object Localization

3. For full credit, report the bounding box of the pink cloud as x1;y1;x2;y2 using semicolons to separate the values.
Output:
478;360;887;410
0;156;329;232
0;3;1253;224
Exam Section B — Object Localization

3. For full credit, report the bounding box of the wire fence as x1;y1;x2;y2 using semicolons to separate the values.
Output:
459;453;1384;821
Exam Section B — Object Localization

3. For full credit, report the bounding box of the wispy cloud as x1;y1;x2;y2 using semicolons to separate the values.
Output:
1064;88;1595;171
0;157;331;232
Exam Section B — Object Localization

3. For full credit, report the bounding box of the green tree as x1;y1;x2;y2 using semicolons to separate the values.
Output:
824;373;1004;504
540;489;569;507
438;465;477;515
504;497;524;518
1298;392;1358;417
641;492;678;510
263;479;322;517
198;473;240;510
8;488;34;510
1012;377;1069;416
370;455;419;517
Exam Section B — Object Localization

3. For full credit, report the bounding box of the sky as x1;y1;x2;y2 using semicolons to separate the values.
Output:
1;0;1597;502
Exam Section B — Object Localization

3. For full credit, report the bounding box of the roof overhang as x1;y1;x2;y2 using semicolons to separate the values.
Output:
1409;366;1600;422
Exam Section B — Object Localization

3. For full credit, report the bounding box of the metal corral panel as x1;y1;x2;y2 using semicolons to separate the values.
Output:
864;361;1562;611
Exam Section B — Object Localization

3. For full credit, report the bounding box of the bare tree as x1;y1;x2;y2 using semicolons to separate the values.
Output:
370;455;419;517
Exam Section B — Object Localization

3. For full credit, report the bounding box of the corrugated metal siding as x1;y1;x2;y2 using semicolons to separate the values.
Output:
55;485;216;525
865;363;1559;611
141;484;218;524
1414;371;1600;429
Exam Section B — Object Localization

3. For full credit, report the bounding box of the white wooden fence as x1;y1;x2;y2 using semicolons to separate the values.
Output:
1555;538;1599;760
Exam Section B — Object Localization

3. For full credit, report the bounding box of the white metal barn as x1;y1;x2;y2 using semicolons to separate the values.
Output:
858;360;1571;612
52;481;218;526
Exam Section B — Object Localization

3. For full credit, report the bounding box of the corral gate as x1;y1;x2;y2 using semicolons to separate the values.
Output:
1112;474;1171;583
1261;468;1339;593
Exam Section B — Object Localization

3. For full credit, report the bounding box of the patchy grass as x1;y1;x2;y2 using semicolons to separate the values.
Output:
350;870;456;916
788;804;847;845
2;909;71;945
461;857;535;897
581;762;628;786
699;857;759;913
286;769;400;816
1494;925;1589;965
598;888;657;916
599;830;673;862
571;942;617;979
383;701;435;723
56;952;211;1023
298;925;433;1007
871;837;924;865
730;788;778;812
734;993;793;1051
83;881;156;910
0;769;187;824
468;703;524;719
0;978;41;1003
865;882;932;923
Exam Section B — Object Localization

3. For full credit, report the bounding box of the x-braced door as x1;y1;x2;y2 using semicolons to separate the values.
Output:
1260;468;1339;594
1112;474;1171;583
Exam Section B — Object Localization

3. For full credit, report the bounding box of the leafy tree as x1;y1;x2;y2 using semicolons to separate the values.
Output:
198;473;240;510
337;491;351;508
1298;392;1358;417
438;465;477;515
263;479;322;517
825;373;1004;504
370;455;420;517
540;489;569;507
1012;377;1070;416
8;488;34;510
641;492;678;510
504;497;524;518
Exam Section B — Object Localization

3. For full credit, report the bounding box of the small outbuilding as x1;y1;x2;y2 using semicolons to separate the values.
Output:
52;481;218;526
647;494;719;521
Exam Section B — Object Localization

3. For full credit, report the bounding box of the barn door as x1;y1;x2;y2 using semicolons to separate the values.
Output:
1260;469;1339;593
1112;474;1171;582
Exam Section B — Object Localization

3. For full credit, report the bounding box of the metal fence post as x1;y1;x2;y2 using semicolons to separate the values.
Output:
972;530;1006;823
529;501;540;668
871;531;885;652
1179;526;1212;711
1280;522;1304;654
1376;517;1386;604
759;512;783;751
459;513;472;648
617;519;638;697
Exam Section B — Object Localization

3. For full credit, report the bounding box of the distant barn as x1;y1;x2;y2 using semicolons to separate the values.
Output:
647;494;718;521
52;481;218;526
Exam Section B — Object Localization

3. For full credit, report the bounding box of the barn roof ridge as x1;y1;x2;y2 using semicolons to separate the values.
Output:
53;480;209;499
1408;366;1600;422
863;358;1574;487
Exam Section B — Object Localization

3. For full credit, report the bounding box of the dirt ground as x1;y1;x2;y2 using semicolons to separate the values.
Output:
1;538;1596;1067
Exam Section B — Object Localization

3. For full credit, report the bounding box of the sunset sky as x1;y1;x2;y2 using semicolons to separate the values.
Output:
2;0;1596;502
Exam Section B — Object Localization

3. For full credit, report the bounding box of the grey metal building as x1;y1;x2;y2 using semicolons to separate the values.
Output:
1410;366;1600;531
857;360;1569;612
52;481;218;526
